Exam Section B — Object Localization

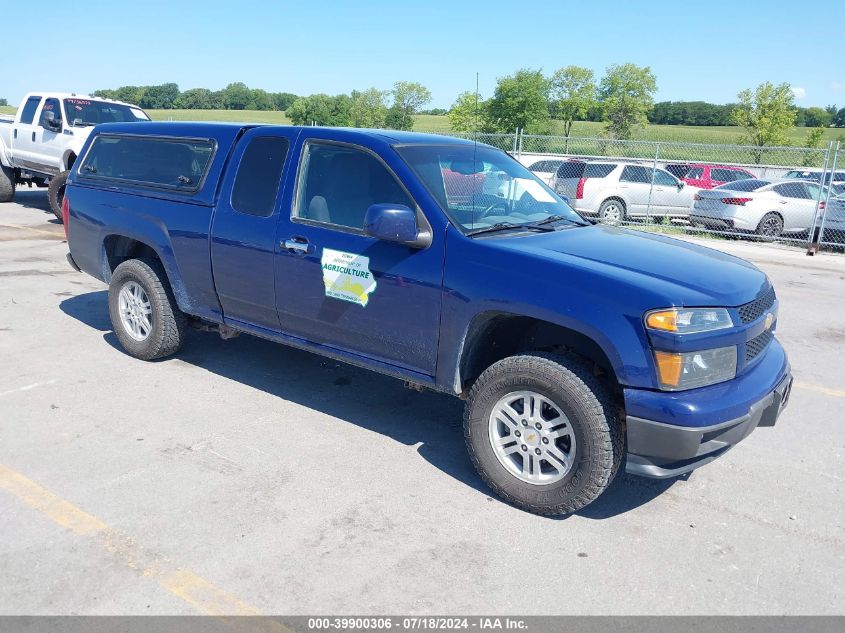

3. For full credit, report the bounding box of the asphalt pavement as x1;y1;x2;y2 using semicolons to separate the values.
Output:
0;188;843;615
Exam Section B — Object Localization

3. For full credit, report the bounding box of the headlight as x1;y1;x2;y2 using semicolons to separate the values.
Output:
654;347;737;391
645;307;733;334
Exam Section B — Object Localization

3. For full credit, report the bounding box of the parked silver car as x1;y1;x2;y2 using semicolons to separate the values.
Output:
690;179;830;237
814;195;845;246
553;160;700;224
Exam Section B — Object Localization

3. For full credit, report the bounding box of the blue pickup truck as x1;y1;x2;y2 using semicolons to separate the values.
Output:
63;122;792;515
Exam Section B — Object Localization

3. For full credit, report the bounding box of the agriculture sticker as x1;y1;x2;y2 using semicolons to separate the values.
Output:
321;248;377;307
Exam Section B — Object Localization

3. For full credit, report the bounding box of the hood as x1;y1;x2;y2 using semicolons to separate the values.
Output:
495;225;769;307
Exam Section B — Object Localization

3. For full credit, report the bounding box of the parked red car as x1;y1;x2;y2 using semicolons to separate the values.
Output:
666;163;756;189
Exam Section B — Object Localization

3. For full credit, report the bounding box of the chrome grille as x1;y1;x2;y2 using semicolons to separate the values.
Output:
738;287;776;324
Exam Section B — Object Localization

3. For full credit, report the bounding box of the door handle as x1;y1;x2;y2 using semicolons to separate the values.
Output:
282;237;312;255
32;132;36;142
780;200;788;204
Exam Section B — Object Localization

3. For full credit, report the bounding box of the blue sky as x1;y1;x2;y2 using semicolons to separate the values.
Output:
3;0;840;109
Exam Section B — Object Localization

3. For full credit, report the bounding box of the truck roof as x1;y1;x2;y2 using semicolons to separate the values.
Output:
89;121;480;147
20;91;141;108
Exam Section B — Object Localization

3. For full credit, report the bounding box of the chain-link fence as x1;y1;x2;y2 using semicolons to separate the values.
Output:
429;130;845;254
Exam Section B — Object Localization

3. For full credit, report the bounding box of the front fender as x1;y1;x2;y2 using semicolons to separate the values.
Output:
435;228;662;394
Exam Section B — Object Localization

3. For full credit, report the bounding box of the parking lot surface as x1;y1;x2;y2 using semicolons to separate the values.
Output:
1;189;843;615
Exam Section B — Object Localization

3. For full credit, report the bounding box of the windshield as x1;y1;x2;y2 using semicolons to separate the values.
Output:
396;144;585;233
63;98;149;126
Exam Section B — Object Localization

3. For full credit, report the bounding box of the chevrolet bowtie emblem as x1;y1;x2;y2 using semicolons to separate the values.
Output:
764;313;774;330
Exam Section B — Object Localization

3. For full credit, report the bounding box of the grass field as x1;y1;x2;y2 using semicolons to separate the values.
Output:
4;105;842;148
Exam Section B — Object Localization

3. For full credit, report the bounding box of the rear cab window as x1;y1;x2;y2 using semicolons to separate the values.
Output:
19;96;42;124
78;134;215;193
231;136;290;217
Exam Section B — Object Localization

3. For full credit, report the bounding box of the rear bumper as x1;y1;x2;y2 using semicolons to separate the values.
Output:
66;252;81;272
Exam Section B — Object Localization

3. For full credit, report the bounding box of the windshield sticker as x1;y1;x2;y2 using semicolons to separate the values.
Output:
65;99;91;106
321;248;377;307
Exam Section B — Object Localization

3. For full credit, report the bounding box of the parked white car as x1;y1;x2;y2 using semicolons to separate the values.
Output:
691;178;830;238
0;92;148;219
553;160;700;224
527;158;568;186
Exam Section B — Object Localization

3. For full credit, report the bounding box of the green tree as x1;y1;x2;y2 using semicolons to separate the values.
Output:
448;91;487;133
834;107;845;128
221;82;253;110
804;106;832;128
486;69;551;134
271;92;298;111
803;127;826;167
138;83;180;109
350;88;388;128
250;88;274;111
549;66;595;137
386;81;432;130
0;98;8;107
175;88;215;109
731;82;797;163
598;63;657;139
286;94;352;127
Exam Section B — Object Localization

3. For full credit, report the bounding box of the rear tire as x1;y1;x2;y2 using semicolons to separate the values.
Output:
0;164;14;203
464;353;623;515
108;258;187;360
48;171;68;221
755;212;783;239
598;199;626;225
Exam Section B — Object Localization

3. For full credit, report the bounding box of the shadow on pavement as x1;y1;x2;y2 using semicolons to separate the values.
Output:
60;290;679;519
11;188;59;221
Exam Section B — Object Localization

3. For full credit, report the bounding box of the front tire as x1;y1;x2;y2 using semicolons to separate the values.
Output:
464;353;623;515
48;171;69;221
598;199;626;225
0;164;14;203
108;259;187;360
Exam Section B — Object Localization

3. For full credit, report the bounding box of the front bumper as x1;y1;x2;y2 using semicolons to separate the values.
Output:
624;343;792;479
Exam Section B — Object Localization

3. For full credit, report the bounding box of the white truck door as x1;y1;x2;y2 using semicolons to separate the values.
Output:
11;95;43;171
34;98;66;174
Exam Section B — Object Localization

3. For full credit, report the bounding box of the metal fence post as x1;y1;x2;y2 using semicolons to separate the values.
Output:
807;141;834;255
813;141;840;254
645;143;660;224
512;129;519;156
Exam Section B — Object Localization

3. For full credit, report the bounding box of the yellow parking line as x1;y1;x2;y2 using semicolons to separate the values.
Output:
0;463;291;630
794;381;845;398
0;223;63;238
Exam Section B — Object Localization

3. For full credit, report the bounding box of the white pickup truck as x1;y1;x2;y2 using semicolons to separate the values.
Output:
0;92;149;219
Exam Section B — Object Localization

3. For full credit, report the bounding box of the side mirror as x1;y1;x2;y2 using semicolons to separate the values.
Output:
41;111;60;131
677;180;685;189
364;203;431;248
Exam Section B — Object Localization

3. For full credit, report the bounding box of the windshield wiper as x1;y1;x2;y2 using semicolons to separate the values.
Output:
467;222;555;237
528;214;589;228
